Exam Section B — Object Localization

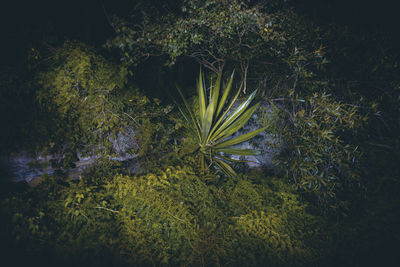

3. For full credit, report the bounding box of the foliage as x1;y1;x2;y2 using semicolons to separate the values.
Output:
1;1;400;266
1;167;330;266
33;41;172;166
259;90;368;204
106;0;326;93
36;41;127;156
176;70;266;176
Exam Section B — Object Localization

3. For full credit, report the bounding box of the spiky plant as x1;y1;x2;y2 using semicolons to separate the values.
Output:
176;70;266;177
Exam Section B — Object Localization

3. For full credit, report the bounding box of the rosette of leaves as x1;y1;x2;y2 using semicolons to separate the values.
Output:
176;70;266;176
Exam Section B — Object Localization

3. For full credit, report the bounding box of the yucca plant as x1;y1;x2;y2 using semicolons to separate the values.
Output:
176;70;267;177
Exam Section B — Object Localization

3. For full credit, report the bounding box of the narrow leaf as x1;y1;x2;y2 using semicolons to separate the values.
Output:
216;147;261;156
201;101;215;143
206;83;242;143
212;73;222;114
212;89;258;140
214;158;237;177
214;126;267;149
176;86;201;141
216;154;254;163
198;70;206;121
213;102;259;142
216;71;234;117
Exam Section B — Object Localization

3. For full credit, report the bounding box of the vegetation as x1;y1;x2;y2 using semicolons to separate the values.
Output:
259;90;369;205
35;42;129;159
0;0;399;266
1;167;329;266
176;70;266;176
106;0;326;93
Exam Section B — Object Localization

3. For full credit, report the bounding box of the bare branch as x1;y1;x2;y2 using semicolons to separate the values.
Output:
95;206;119;213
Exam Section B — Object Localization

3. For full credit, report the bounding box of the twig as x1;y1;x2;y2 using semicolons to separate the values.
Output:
101;1;117;32
95;206;120;213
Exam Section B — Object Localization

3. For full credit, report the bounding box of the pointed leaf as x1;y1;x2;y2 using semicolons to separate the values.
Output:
216;155;254;163
214;158;237;177
212;73;222;114
213;102;259;142
212;89;258;140
216;71;234;117
198;70;206;120
201;100;215;143
215;154;255;163
176;86;201;141
216;147;261;156
206;83;242;143
215;126;267;149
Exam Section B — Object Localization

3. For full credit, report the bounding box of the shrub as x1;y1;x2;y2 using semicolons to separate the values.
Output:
1;166;329;266
33;41;172;166
260;90;367;204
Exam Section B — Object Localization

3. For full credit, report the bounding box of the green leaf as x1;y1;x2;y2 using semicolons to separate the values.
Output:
176;69;264;177
201;96;216;143
206;83;242;143
198;69;206;120
216;71;234;117
176;86;201;140
216;154;254;163
212;73;222;113
212;89;258;139
214;158;237;177
215;126;267;149
216;147;260;156
213;102;259;142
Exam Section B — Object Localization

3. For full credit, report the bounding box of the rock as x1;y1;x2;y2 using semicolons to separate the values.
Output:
1;152;56;184
2;130;139;185
227;101;281;169
2;103;280;185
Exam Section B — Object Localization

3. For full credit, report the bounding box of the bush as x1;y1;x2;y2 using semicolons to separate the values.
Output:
31;41;174;167
1;166;329;266
35;41;129;156
259;90;367;205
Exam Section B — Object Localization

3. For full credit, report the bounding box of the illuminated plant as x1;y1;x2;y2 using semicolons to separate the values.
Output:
176;70;266;176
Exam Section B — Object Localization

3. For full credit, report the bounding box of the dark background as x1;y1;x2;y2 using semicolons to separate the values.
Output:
1;0;399;66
